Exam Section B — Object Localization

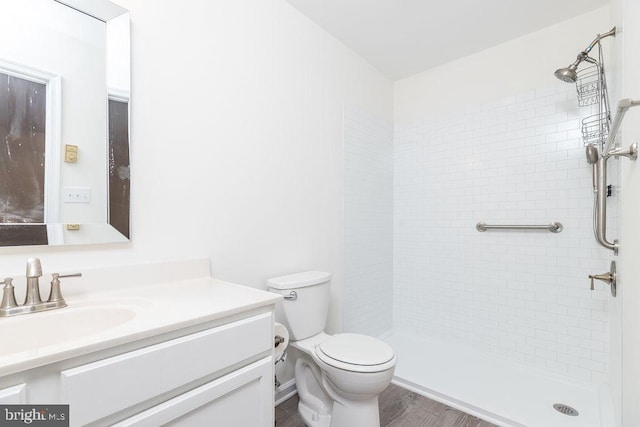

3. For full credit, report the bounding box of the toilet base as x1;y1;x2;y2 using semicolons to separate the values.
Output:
298;400;332;427
297;392;382;427
330;396;381;427
294;354;388;427
297;393;381;427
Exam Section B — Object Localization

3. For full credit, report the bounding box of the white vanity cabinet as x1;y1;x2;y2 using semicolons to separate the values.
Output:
0;309;275;427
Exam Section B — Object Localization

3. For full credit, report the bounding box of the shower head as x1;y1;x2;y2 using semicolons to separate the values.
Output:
554;64;579;83
586;145;599;164
554;52;588;83
554;27;616;83
586;145;599;192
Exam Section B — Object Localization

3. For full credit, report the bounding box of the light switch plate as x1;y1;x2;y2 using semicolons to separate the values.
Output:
63;187;91;203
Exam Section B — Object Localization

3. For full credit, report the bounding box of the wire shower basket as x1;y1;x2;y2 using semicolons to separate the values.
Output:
576;64;602;107
575;44;611;150
581;112;609;146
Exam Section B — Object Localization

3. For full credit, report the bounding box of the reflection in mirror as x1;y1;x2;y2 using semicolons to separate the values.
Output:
0;0;130;247
0;73;47;223
108;99;130;239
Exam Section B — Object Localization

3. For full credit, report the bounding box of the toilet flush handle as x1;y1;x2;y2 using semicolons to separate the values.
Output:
283;291;297;301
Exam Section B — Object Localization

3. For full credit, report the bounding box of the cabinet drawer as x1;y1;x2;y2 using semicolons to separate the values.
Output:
0;384;25;404
113;356;273;427
61;313;271;426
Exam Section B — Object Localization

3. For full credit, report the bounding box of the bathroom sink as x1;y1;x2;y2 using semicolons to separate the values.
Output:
0;305;137;356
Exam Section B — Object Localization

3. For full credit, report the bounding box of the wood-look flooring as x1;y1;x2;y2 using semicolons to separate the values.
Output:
275;383;496;427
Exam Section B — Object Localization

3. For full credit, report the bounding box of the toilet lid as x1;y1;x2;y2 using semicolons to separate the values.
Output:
318;333;395;366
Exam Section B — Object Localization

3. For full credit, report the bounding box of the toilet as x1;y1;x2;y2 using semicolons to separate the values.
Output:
268;271;397;427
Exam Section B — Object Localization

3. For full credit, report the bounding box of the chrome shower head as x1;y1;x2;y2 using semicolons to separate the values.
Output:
554;65;578;83
586;145;599;192
554;53;587;83
586;145;599;164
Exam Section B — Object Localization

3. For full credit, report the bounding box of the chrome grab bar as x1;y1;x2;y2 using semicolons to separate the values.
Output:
476;222;563;233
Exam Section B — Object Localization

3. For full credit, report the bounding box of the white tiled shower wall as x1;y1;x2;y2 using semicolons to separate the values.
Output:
393;85;617;383
344;107;394;336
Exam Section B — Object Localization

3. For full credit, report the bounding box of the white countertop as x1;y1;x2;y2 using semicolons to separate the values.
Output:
0;277;281;377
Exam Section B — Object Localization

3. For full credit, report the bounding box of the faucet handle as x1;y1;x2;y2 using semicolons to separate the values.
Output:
0;278;18;310
48;272;82;304
588;261;617;297
56;273;82;279
26;258;43;278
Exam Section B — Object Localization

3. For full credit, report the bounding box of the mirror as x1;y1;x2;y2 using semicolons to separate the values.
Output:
0;0;130;246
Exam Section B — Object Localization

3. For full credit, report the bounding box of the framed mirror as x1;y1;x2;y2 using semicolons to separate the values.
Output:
0;0;130;246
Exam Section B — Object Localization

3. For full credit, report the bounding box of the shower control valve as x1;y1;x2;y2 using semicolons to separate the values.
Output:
588;261;617;297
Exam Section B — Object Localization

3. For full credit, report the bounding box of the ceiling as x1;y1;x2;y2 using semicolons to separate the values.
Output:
286;0;610;80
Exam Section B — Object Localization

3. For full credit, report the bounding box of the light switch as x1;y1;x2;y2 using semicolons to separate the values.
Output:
62;187;91;203
65;145;78;163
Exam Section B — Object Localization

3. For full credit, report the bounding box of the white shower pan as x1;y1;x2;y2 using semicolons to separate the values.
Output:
383;331;615;427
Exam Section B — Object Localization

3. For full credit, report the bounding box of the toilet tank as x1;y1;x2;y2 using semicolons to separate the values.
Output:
267;271;331;340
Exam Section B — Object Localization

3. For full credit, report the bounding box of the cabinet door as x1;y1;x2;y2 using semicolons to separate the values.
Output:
0;384;25;404
114;356;273;427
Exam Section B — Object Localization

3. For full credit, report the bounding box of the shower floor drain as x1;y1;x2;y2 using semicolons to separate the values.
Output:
553;403;579;416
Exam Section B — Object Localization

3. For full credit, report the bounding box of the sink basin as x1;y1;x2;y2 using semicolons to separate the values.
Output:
0;305;137;356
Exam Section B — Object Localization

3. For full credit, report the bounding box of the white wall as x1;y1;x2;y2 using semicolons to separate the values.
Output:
607;1;623;424
344;106;393;336
393;7;614;384
0;0;393;341
395;8;612;125
613;0;640;425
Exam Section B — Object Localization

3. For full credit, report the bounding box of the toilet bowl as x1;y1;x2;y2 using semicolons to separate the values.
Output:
268;272;397;427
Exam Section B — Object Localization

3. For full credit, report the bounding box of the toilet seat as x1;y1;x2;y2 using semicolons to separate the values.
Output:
315;333;396;373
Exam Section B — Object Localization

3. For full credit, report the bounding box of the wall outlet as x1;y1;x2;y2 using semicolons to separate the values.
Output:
63;187;91;203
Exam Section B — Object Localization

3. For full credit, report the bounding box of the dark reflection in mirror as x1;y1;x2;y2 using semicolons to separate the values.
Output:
0;224;47;246
108;99;130;238
0;72;46;223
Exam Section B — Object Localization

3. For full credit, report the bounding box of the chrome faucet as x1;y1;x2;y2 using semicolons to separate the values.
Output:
0;258;82;318
24;257;43;306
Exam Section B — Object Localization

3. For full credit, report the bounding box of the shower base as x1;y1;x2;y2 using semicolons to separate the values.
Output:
383;330;615;427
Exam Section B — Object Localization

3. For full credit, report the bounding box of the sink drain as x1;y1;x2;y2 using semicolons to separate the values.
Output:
553;403;579;416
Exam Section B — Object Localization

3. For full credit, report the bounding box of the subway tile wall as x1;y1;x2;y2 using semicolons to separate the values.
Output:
344;106;394;336
393;85;616;383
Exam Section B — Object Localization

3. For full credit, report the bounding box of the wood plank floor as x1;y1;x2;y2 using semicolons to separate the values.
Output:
275;383;496;427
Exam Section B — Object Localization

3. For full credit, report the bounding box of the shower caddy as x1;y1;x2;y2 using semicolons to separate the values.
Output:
556;26;639;255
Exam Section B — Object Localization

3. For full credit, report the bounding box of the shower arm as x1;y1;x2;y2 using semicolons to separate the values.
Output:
584;27;616;55
567;28;616;72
